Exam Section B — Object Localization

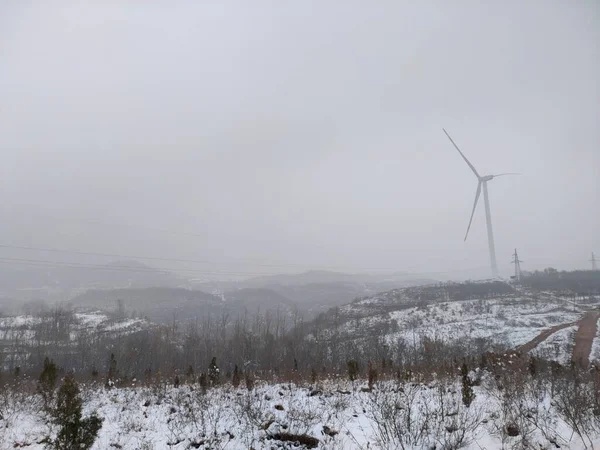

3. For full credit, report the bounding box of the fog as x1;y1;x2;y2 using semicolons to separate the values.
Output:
1;1;598;279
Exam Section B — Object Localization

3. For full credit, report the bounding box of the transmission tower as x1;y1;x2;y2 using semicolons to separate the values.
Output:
511;248;523;282
591;252;598;271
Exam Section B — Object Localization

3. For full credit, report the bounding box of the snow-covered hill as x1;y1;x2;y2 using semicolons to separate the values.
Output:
312;281;600;364
0;310;150;340
0;309;154;372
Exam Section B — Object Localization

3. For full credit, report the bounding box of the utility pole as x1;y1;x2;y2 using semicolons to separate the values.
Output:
591;252;598;271
511;248;523;282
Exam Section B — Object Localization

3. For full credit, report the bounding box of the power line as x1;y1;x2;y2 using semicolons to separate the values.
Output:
3;209;456;273
7;211;371;266
0;244;290;268
0;243;403;273
0;256;496;282
0;256;282;277
5;210;209;239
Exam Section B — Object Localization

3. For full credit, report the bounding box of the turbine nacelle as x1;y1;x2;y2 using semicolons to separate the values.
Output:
481;173;520;182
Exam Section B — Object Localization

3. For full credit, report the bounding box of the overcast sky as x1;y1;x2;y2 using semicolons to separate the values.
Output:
1;1;598;279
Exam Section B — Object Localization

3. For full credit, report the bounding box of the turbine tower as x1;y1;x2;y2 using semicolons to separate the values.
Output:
591;252;598;271
443;129;519;279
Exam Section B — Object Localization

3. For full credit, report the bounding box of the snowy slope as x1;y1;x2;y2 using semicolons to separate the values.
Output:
2;378;599;450
308;281;592;365
330;296;579;348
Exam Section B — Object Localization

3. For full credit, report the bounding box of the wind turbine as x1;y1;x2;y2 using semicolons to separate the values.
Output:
443;129;519;279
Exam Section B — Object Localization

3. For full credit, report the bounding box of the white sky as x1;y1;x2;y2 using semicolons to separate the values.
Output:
1;1;598;278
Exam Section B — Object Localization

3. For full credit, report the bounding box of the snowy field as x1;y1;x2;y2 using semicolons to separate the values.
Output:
2;376;599;450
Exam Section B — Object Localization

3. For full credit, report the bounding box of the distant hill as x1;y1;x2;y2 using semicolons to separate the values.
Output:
66;260;183;290
238;269;434;287
0;259;183;303
71;287;227;323
71;285;306;324
193;270;437;317
222;288;296;313
265;282;371;316
5;262;436;321
238;270;374;287
230;270;436;315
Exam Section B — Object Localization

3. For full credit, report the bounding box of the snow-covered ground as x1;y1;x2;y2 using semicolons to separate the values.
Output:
2;377;599;450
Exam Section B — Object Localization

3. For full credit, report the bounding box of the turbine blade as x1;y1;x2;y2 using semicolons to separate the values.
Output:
465;181;482;241
443;128;480;178
492;172;521;177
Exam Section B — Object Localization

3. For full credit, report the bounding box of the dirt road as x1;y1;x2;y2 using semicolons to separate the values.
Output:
516;321;577;354
515;310;600;366
572;310;600;367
